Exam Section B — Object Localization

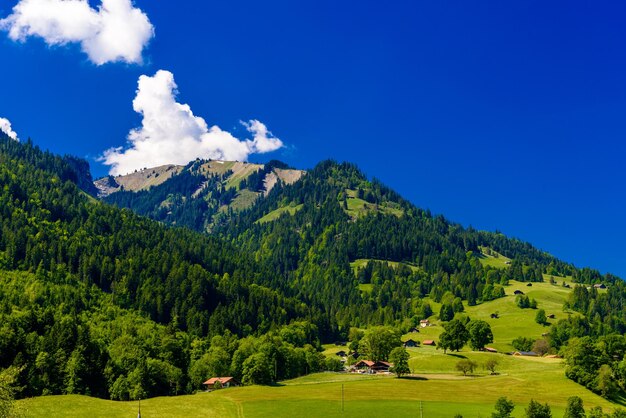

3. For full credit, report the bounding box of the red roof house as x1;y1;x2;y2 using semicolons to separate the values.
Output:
203;377;240;389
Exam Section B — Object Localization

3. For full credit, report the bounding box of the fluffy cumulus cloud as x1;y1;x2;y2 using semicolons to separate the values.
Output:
101;70;284;175
0;117;19;141
0;0;154;65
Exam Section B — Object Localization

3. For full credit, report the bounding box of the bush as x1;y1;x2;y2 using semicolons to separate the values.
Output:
491;396;515;418
512;336;534;352
485;358;499;374
455;359;477;376
325;357;345;372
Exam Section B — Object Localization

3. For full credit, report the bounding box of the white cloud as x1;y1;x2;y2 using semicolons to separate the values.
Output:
101;70;284;176
0;0;154;65
0;117;19;141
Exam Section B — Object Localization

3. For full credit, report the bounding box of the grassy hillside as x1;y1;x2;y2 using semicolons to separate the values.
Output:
350;259;421;274
256;203;304;224
477;246;512;269
22;276;621;418
20;369;618;418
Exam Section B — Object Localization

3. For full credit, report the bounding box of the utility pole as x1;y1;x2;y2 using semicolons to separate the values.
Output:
137;398;141;418
341;384;344;412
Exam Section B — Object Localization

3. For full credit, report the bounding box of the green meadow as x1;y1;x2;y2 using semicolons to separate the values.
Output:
19;368;618;418
20;278;621;417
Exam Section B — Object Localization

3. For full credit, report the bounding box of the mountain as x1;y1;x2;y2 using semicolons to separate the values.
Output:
1;132;626;402
98;159;304;231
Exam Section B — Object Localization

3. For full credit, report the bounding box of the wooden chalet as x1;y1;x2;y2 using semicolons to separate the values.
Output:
203;377;240;389
483;347;497;353
419;319;431;328
403;339;419;348
353;360;392;373
422;340;436;346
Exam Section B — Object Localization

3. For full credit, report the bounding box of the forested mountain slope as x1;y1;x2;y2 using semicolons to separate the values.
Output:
0;134;326;399
2;132;626;401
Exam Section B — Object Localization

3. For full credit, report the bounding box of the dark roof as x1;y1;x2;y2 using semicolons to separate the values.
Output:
514;351;537;356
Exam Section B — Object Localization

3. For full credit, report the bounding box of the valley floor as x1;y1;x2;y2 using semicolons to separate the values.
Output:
20;361;619;418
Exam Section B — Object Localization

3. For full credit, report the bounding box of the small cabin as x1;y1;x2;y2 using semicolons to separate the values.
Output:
484;347;498;353
547;314;556;319
335;350;348;357
423;340;436;346
403;339;419;348
594;283;607;289
420;320;431;328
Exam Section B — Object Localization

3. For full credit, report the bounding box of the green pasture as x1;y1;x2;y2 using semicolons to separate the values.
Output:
476;247;512;269
256;203;304;224
20;368;618;418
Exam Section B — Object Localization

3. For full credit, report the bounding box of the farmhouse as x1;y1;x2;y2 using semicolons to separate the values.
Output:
203;377;240;389
403;339;419;348
420;319;431;328
513;290;524;295
423;340;436;346
353;360;392;373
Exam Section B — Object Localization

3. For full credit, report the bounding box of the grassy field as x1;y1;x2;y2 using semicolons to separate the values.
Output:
476;247;512;269
256;203;304;224
344;189;404;219
20;279;619;417
350;258;422;274
20;369;619;418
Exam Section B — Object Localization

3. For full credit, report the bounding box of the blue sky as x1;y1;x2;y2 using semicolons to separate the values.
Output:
0;0;625;277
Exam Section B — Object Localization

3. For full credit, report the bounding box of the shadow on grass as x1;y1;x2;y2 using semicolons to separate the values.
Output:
400;376;428;381
446;353;467;359
608;393;626;407
269;382;286;387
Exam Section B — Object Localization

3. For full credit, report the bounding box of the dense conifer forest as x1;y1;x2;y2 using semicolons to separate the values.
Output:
1;132;626;401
